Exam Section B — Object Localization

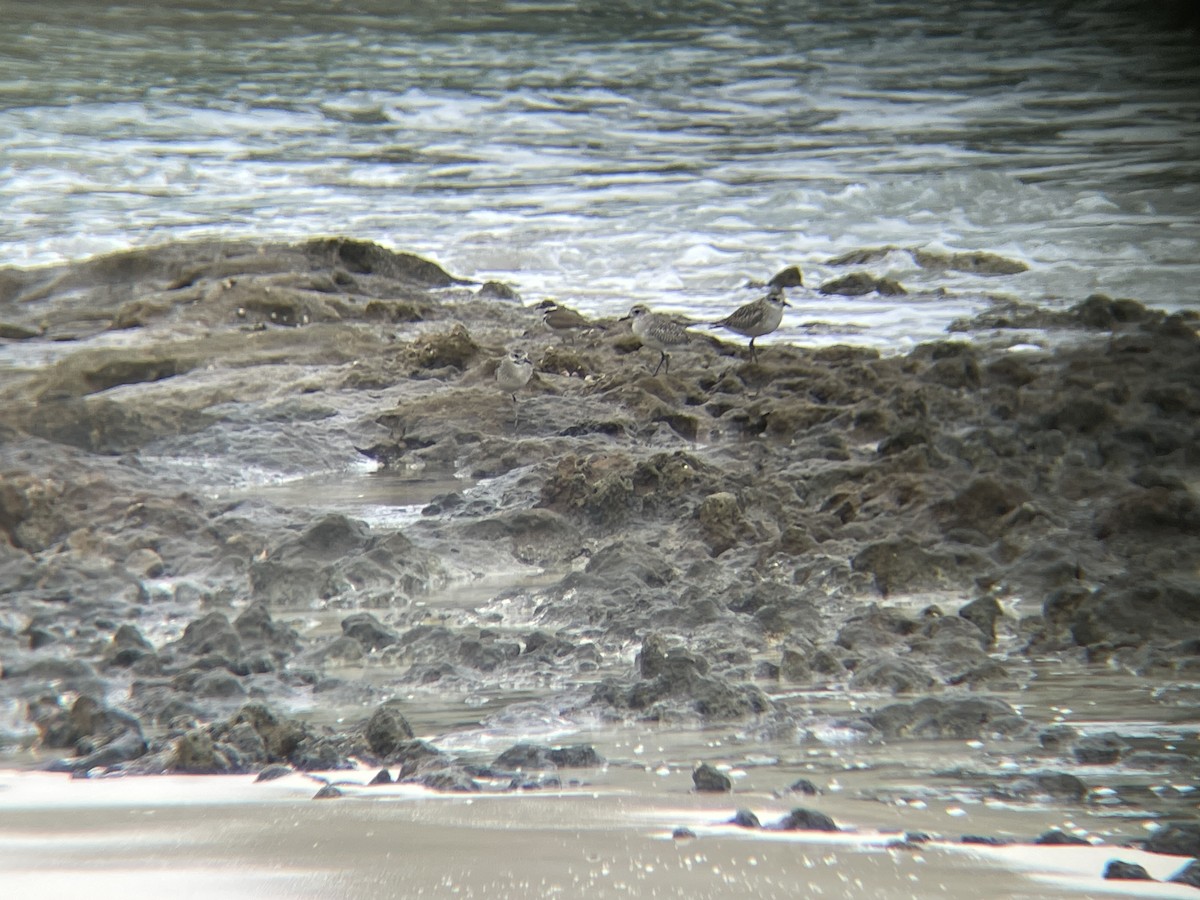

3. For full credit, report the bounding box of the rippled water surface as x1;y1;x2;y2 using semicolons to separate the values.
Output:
2;1;1199;349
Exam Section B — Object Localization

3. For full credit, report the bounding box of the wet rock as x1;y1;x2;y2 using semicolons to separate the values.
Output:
849;657;936;694
851;539;960;597
693;763;732;793
1037;725;1079;752
341;613;400;652
250;514;439;607
776;808;839;832
910;249;1028;275
672;827;696;840
103;623;157;668
413;324;480;372
785;778;820;796
868;697;1028;740
255;763;293;782
313;784;343;800
1103;860;1153;881
193;669;247;699
935;477;1028;540
1035;829;1090;846
780;647;812;683
369;768;393;785
638;634;709;680
167;612;243;660
768;266;804;288
730;809;761;828
818;272;907;297
170;729;237;774
1145;822;1200;858
962;835;1007;846
1168;859;1200;888
1072;733;1129;765
958;597;1003;643
229;704;308;762
364;704;415;757
696;491;750;557
493;743;605;770
1007;772;1089;803
478;281;520;301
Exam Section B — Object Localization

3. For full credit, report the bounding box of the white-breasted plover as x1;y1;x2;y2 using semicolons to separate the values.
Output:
623;304;690;376
710;285;790;361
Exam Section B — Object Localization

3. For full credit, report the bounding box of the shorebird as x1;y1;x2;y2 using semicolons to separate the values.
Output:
495;348;533;425
623;304;690;376
710;286;790;361
535;299;592;340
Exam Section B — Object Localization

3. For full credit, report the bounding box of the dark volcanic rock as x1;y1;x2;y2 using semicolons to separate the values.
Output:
364;704;415;757
776;808;839;832
692;763;732;793
1103;860;1153;881
818;272;906;296
730;808;761;828
341;613;400;652
868;697;1029;740
493;743;605;770
1168;860;1200;888
1144;822;1200;858
1072;733;1129;765
1035;829;1090;846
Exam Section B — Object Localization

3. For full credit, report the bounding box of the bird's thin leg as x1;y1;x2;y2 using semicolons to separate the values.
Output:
749;337;758;362
512;394;520;428
652;352;667;377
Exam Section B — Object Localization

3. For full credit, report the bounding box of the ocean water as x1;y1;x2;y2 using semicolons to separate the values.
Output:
2;0;1198;350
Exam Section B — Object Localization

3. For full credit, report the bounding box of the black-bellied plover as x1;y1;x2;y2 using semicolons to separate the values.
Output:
496;348;533;424
710;285;790;361
623;304;690;376
536;299;592;340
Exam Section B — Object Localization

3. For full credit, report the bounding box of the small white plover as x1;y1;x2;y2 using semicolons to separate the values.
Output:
711;285;790;361
536;299;592;340
496;348;533;424
623;304;690;376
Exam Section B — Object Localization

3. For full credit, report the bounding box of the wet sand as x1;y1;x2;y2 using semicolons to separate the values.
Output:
2;767;1196;900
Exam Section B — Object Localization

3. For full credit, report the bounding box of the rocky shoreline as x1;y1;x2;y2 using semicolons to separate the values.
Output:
1;238;1198;875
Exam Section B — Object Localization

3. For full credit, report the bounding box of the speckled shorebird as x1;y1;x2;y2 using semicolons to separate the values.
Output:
623;304;690;376
535;299;592;340
711;285;790;361
495;348;533;424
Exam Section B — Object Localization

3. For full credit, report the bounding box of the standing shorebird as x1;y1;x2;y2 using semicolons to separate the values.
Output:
496;348;533;425
623;304;690;376
710;286;790;361
535;299;592;341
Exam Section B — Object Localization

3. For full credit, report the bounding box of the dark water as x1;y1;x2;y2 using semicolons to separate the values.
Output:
2;0;1198;349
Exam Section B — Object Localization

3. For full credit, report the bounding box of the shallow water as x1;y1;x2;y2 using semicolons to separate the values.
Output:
3;1;1199;350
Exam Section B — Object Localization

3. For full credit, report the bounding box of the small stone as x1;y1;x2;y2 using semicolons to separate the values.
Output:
672;827;696;840
313;784;343;800
786;778;819;796
692;763;732;793
730;809;760;829
1102;860;1153;881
